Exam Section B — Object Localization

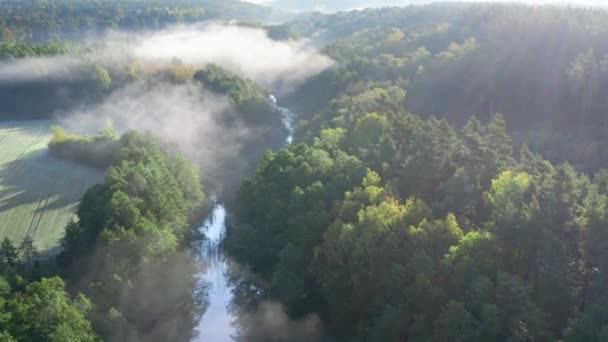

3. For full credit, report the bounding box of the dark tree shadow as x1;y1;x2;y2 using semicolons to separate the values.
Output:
0;135;104;239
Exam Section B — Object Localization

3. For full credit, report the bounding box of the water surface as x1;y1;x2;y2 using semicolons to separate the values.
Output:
193;96;296;341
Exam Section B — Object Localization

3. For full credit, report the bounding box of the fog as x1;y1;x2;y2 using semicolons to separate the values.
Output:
0;15;332;342
126;23;333;91
0;22;330;190
0;56;87;82
57;82;254;185
235;301;323;341
0;22;332;93
247;0;608;12
0;22;332;186
38;19;335;342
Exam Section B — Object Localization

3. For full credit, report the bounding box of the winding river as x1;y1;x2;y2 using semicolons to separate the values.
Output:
193;97;296;341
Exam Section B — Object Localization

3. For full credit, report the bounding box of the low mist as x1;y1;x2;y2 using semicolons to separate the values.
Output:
247;0;608;12
32;21;333;190
0;56;86;82
0;23;332;94
57;82;253;187
1;19;334;341
125;23;333;92
2;22;333;181
235;301;323;341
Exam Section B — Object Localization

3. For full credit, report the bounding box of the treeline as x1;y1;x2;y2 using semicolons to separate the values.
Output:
0;42;68;59
0;58;114;120
0;131;203;341
0;235;96;341
0;0;280;121
42;63;283;197
1;130;207;341
287;3;608;172
58;131;206;341
48;125;119;168
0;0;287;121
230;94;608;341
0;0;273;43
229;6;608;338
191;64;287;194
194;64;274;124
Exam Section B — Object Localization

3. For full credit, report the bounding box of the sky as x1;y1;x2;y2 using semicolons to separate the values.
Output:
246;0;608;13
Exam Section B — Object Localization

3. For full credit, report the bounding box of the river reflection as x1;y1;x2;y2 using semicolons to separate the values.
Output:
193;204;236;341
193;97;298;341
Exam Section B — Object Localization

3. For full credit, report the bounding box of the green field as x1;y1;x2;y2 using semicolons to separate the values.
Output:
0;121;104;251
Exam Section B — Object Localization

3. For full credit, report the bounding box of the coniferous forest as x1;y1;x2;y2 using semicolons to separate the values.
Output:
2;1;608;341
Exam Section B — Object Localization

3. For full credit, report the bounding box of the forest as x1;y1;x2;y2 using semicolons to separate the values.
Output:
1;0;608;341
0;129;205;341
230;3;608;341
0;0;276;43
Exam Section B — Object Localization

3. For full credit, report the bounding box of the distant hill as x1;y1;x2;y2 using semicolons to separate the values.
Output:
0;0;280;43
248;0;607;13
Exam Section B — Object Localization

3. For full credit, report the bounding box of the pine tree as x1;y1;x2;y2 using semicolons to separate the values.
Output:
0;238;18;268
18;236;38;268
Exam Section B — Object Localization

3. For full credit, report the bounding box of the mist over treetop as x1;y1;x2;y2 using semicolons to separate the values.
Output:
4;1;608;342
247;0;608;13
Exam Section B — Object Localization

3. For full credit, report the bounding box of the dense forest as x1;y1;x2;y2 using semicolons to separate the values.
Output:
0;0;282;122
0;130;205;341
227;3;608;342
59;131;206;341
286;4;608;172
0;0;276;43
3;1;608;341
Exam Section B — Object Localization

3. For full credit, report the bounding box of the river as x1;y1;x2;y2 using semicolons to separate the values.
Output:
192;97;296;341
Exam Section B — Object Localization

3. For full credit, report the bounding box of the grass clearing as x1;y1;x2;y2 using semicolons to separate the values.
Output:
0;120;104;251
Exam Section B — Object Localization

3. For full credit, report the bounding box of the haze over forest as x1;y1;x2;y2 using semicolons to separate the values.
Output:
247;0;608;12
2;0;608;341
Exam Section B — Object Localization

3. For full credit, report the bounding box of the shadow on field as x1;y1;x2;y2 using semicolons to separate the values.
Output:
0;147;104;214
38;245;62;259
0;121;51;145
